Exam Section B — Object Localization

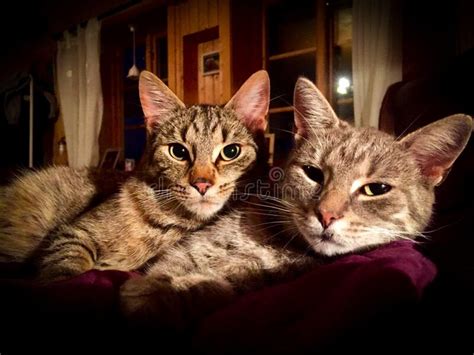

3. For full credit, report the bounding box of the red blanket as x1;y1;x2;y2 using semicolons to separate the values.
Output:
0;240;436;354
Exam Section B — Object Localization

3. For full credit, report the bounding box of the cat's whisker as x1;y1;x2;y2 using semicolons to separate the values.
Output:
237;197;292;209
251;219;293;229
233;192;295;206
269;94;287;103
239;210;287;218
238;201;293;214
394;109;429;141
281;229;301;249
421;222;462;234
233;192;295;207
356;226;424;244
262;224;297;243
270;126;320;153
276;96;320;141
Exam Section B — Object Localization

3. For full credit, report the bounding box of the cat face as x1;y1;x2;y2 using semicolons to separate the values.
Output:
139;70;269;220
281;78;472;256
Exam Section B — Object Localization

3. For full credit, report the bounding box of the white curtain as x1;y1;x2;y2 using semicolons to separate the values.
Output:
352;0;402;128
56;18;103;168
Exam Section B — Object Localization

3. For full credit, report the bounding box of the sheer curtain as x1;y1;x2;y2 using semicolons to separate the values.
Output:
56;18;103;168
352;0;402;128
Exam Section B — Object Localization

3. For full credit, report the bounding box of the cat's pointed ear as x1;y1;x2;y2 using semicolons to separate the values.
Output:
224;70;270;134
139;70;185;132
293;77;344;140
399;114;473;186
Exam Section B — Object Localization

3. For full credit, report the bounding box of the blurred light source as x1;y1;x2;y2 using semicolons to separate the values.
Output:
337;77;350;95
127;25;139;80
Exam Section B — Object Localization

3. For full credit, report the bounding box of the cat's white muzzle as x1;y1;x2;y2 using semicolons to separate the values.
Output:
293;213;351;256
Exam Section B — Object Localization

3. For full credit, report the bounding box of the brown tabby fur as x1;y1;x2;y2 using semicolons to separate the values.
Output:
0;70;270;281
0;167;129;264
120;77;473;331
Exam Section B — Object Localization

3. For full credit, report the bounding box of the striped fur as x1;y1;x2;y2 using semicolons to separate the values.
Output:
120;77;472;330
0;70;270;281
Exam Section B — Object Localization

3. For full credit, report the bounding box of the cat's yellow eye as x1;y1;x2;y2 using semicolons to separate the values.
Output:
169;143;189;161
220;144;241;161
360;183;391;196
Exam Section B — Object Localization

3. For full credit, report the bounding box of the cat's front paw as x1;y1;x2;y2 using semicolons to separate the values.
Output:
120;274;235;331
36;265;81;284
120;275;186;330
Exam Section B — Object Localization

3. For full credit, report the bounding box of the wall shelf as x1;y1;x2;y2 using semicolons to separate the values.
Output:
269;106;293;114
268;47;316;61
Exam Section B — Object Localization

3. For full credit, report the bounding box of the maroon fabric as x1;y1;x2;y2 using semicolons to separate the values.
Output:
0;240;436;353
193;241;436;353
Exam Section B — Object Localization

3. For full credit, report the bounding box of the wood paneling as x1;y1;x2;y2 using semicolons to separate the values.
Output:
315;0;329;99
198;39;221;104
183;26;219;104
230;0;263;96
219;0;232;103
168;0;231;104
100;42;124;160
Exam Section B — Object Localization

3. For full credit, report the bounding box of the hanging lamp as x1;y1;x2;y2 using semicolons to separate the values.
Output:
127;25;140;80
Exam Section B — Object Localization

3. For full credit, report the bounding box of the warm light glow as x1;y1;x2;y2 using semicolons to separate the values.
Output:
336;77;350;95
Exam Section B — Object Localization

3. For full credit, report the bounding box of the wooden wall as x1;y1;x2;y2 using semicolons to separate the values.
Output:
167;0;231;104
229;0;263;95
198;39;222;104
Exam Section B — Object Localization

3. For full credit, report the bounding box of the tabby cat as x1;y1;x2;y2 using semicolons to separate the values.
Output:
120;77;472;330
0;69;270;281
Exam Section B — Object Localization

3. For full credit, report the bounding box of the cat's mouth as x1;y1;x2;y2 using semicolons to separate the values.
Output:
320;230;335;241
292;213;348;256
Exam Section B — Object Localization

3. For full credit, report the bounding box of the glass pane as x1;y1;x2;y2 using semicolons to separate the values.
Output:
123;42;146;165
332;3;354;124
124;127;146;163
157;37;168;80
268;111;295;167
268;0;316;55
123;83;142;119
268;53;316;108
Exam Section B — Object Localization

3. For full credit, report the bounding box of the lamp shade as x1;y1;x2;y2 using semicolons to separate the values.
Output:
127;64;140;80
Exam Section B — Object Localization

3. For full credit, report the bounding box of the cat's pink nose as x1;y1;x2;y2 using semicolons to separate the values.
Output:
318;209;343;229
191;178;213;196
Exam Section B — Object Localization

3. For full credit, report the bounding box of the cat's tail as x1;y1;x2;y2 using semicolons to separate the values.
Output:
0;166;124;263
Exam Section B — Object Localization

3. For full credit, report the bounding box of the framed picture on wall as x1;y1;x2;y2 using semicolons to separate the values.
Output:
202;51;220;75
100;148;121;169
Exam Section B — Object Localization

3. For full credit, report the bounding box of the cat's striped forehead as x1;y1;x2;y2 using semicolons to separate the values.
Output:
295;126;417;181
154;105;253;146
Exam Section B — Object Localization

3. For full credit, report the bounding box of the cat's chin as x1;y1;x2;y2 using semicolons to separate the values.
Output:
186;200;225;220
310;239;350;257
293;214;353;257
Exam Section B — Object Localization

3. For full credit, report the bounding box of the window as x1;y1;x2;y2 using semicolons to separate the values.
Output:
123;43;147;164
263;0;353;166
123;34;168;167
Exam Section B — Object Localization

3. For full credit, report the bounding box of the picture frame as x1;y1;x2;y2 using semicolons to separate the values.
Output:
202;51;220;76
100;148;121;170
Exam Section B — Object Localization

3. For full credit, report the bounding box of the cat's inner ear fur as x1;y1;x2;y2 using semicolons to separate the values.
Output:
399;114;473;186
224;70;270;134
293;77;344;140
139;70;185;132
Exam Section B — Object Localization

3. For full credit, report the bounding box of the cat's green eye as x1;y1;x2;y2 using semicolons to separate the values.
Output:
220;144;241;161
303;165;324;185
169;143;189;161
360;183;392;196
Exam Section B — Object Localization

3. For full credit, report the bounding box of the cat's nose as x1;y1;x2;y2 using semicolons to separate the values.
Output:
318;209;343;229
191;178;213;196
